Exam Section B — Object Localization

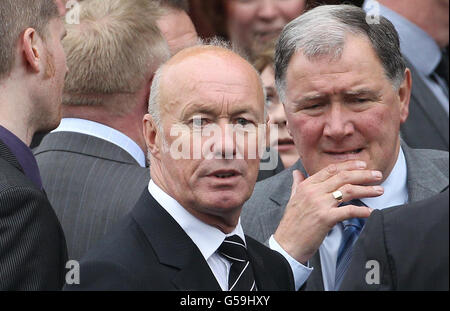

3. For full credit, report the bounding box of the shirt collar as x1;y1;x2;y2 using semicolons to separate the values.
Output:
0;125;43;189
148;180;246;262
363;1;442;76
361;146;408;210
52;118;146;167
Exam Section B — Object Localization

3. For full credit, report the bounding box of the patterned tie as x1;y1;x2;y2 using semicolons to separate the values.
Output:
335;200;367;290
218;235;257;291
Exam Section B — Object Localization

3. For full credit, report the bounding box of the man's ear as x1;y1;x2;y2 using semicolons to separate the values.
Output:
143;113;161;160
22;28;43;73
398;68;412;124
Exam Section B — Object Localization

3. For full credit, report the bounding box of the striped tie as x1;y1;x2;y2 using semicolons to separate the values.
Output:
218;235;257;291
335;200;366;290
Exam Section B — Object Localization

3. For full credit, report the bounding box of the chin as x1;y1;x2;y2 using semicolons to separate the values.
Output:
205;192;248;211
39;118;60;133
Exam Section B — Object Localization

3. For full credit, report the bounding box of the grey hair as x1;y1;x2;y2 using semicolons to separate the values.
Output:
275;4;406;103
148;37;267;131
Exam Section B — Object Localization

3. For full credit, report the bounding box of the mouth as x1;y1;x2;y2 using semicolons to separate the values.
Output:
207;170;241;179
276;138;295;151
325;148;363;155
254;29;281;41
323;148;365;161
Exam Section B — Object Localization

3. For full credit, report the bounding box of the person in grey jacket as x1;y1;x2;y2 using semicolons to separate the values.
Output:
34;0;170;261
241;4;449;291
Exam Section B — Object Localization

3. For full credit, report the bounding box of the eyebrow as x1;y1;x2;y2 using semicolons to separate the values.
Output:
180;102;263;121
180;104;217;120
295;88;381;103
343;89;379;97
229;107;261;118
294;93;326;105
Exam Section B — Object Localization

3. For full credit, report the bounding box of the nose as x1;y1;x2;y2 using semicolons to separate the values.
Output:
209;120;237;160
257;0;278;21
323;103;354;141
268;103;287;128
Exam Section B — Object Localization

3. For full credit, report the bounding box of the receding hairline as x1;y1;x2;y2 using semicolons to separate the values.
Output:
289;32;378;64
156;46;265;116
166;45;249;68
161;46;262;90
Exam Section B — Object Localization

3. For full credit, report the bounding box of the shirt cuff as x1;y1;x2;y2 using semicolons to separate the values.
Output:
269;235;313;290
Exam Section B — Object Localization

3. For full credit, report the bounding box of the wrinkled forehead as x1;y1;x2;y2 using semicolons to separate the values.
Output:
160;48;265;108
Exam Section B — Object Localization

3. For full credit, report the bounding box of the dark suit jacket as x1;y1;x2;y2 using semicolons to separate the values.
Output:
64;190;295;291
340;190;449;291
0;139;67;290
34;131;150;261
401;57;449;151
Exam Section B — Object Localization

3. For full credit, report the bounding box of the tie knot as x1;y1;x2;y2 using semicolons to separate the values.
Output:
218;235;248;264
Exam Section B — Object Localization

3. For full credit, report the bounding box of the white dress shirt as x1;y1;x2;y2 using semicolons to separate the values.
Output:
148;180;246;291
270;147;409;290
52;118;146;167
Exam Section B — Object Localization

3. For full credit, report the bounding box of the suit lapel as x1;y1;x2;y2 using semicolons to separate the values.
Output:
131;190;221;291
402;142;449;202
170;255;222;291
245;239;278;290
269;160;307;207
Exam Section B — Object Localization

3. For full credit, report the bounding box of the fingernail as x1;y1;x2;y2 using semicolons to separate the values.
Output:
372;171;382;179
356;161;367;169
373;185;384;193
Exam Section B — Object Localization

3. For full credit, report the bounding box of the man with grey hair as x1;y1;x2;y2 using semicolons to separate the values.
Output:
65;42;295;291
242;4;449;291
34;0;170;261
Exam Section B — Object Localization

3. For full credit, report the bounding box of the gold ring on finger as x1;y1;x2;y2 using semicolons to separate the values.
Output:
332;190;344;203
